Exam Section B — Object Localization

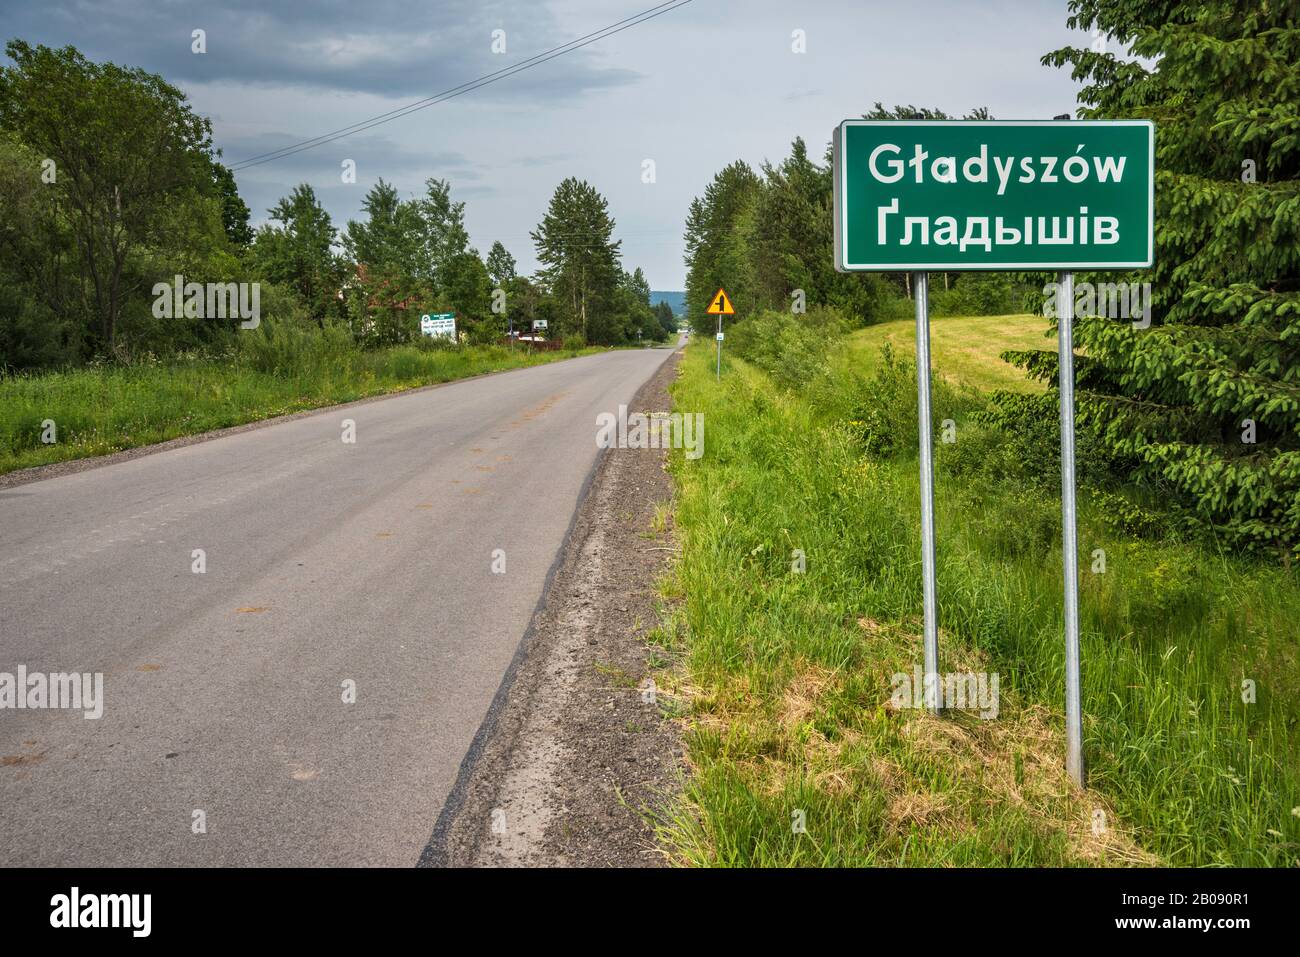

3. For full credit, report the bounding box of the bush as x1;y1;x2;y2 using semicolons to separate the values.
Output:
237;314;355;378
841;343;980;461
843;343;917;459
727;305;849;392
875;273;1034;322
932;273;1017;316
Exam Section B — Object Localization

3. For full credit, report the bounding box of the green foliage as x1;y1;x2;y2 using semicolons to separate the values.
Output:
664;338;1300;866
0;40;230;356
727;305;849;392
653;300;677;337
342;179;426;284
1086;487;1169;538
333;177;506;346
500;274;541;335
683;160;762;329
439;251;493;335
0;42;664;369
0;337;600;475
844;343;922;459
683;107;1029;336
249;184;345;323
0;131;80;367
238;311;355;379
929;272;1019;317
875;272;1035;321
531;176;625;344
414;178;471;284
211;160;252;248
1032;0;1300;563
616;266;662;342
684;147;891;333
485;240;517;288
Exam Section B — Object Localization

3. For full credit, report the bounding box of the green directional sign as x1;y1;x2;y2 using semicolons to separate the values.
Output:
833;120;1154;271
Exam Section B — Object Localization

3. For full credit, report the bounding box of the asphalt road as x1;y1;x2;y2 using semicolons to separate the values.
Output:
0;345;676;866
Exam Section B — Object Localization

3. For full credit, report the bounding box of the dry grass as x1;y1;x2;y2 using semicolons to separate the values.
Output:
666;608;1159;866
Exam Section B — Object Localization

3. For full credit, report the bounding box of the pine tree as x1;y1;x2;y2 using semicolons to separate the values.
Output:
338;181;412;341
616;267;656;342
1022;0;1300;562
531;177;622;343
653;300;677;338
343;180;422;278
485;240;517;288
682;161;761;332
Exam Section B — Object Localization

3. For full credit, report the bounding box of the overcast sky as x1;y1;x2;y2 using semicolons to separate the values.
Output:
5;0;1095;289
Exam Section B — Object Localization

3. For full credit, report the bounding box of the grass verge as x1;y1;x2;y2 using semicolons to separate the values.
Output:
655;323;1299;867
849;312;1049;394
0;342;601;475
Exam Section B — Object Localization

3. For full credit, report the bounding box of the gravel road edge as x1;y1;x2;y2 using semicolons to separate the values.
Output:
418;348;686;868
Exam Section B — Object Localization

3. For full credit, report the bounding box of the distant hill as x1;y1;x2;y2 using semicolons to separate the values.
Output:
650;290;685;317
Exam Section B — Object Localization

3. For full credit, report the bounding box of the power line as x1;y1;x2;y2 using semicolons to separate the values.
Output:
232;0;684;168
230;1;693;171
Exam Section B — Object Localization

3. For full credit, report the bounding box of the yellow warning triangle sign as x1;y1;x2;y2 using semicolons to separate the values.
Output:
707;288;735;315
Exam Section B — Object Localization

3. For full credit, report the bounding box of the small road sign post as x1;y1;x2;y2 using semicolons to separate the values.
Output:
707;288;734;381
833;119;1154;787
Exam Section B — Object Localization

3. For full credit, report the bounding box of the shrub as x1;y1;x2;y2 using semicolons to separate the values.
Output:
728;305;849;392
237;315;354;378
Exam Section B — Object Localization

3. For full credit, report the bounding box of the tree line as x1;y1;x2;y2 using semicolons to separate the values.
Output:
0;40;675;371
682;104;1024;336
682;0;1298;562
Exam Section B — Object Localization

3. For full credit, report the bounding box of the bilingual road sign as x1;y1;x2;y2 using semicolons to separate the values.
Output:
832;118;1157;790
833;120;1154;271
706;288;734;315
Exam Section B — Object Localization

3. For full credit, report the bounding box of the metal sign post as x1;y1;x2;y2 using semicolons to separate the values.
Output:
914;272;940;713
707;287;734;381
1057;271;1083;787
716;317;722;380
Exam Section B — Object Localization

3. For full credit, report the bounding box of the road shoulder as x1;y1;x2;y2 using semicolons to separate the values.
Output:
422;350;685;867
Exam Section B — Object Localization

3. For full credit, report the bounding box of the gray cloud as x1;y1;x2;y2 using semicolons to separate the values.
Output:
510;152;575;168
222;132;474;176
4;0;639;100
6;0;1095;288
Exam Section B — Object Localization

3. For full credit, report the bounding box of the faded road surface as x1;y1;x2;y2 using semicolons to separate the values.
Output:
0;346;675;866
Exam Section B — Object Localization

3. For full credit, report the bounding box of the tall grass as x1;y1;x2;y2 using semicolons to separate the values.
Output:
657;332;1299;867
0;325;598;475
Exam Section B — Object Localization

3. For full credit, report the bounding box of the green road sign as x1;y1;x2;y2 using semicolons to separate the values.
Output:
833;120;1154;271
